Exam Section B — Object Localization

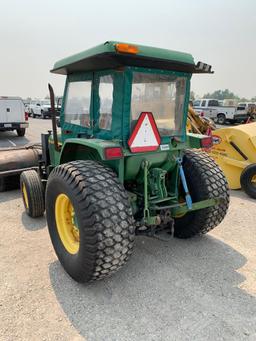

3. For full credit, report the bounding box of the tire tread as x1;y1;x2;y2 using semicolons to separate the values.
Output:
174;150;229;238
46;160;135;282
20;170;45;217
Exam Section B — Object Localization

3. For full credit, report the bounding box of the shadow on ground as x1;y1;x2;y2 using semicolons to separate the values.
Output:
0;190;46;230
0;189;20;203
230;189;256;203
49;235;256;341
0;131;29;147
21;211;46;231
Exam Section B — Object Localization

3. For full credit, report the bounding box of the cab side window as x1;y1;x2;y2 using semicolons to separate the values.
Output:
208;100;219;106
65;81;91;128
193;100;200;107
98;75;113;130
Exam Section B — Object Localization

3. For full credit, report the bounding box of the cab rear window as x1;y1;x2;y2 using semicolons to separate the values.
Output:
131;72;187;136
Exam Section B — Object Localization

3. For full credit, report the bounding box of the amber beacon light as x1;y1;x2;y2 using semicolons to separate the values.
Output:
115;43;139;54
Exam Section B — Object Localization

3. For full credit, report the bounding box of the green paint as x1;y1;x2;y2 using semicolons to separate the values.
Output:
172;198;220;216
51;41;194;75
48;43;217;228
148;168;168;199
187;133;207;149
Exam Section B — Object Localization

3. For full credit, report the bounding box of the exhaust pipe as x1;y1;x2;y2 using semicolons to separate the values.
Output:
48;83;60;152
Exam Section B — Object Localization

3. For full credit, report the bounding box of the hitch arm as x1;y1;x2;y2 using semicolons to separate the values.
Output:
177;158;192;210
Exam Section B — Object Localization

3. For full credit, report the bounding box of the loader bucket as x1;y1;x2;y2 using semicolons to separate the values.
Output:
209;122;256;189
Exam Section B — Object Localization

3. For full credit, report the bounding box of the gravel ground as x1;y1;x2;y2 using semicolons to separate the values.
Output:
0;117;52;149
1;119;256;340
0;188;256;341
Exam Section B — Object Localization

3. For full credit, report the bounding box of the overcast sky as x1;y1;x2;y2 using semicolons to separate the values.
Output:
0;0;255;99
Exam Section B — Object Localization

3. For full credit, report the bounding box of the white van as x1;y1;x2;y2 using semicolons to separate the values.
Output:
0;97;29;136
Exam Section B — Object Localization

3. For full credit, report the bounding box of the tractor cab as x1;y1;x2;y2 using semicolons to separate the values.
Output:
51;41;213;152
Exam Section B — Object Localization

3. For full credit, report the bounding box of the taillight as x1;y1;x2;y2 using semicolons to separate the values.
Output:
25;112;29;121
104;147;123;160
200;136;213;149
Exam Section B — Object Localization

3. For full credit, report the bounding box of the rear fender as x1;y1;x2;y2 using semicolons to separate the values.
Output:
59;138;123;178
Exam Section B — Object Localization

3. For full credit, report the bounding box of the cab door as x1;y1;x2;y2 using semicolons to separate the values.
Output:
92;71;116;140
61;73;94;141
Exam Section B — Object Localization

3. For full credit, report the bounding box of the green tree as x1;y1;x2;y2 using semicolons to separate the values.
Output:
240;97;250;102
203;89;239;100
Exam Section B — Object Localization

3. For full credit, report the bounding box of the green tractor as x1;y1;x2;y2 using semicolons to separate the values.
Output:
20;41;229;283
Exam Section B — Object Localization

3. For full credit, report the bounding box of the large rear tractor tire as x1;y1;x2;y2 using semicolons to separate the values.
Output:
240;164;256;199
20;170;45;217
45;160;135;283
174;150;229;239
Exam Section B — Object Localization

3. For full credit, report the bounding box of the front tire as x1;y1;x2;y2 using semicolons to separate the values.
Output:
46;160;135;283
20;170;45;217
240;164;256;199
217;113;226;125
17;128;26;136
174;150;229;239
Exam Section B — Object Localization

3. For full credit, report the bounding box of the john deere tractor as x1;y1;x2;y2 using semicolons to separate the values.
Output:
20;41;229;283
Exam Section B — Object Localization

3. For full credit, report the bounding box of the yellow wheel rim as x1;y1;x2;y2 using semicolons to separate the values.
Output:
22;183;29;208
55;194;80;255
251;175;256;184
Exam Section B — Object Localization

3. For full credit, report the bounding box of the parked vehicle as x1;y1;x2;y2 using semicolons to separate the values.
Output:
0;96;28;136
28;99;51;119
17;41;229;283
235;102;256;122
192;99;219;121
27;98;62;119
193;99;241;124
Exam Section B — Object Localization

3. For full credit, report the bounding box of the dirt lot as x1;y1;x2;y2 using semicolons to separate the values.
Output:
0;187;256;341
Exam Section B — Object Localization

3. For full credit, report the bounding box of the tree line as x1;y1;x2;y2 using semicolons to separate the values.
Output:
190;89;256;102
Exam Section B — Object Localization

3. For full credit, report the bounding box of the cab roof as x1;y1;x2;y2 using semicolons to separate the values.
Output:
51;41;213;75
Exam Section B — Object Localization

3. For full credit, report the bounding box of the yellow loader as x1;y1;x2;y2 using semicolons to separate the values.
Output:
188;106;256;199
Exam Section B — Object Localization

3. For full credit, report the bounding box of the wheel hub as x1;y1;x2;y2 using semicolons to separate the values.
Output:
251;175;256;187
55;193;80;254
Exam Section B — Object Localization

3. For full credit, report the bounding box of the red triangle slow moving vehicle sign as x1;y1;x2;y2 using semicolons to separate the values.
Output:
128;112;161;152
